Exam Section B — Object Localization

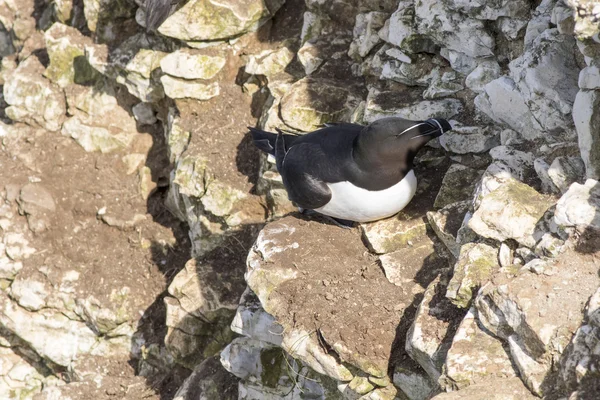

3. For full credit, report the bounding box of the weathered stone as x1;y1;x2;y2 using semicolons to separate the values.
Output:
439;125;500;155
173;356;238;400
547;156;585;194
446;243;500;309
569;0;600;39
393;358;435;400
349;11;388;59
3;57;66;132
364;89;463;123
362;213;427;255
445;0;530;20
475;249;600;395
573;89;600;179
44;22;94;87
414;0;495;58
579;65;600;89
158;0;284;41
469;178;553;248
132;102;157;125
380;54;440;87
160;75;220;100
280;78;360;132
426;201;469;258
475;76;544;141
160;50;226;80
406;273;466;382
441;308;516;390
429;377;536;399
465;59;502;93
434;164;483;209
508;29;579;135
488;146;535;182
423;74;464;99
554;179;600;231
245;47;294;77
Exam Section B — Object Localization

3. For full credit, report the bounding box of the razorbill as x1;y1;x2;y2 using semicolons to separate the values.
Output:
249;117;452;226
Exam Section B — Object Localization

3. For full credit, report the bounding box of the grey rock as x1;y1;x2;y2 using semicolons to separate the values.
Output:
579;65;600;89
446;243;500;309
429;377;536;399
548;156;586;194
434;164;483;209
445;0;530;20
441;307;517;390
573;89;600;179
439;125;501;154
349;12;388;59
132;102;157;125
426;201;470;258
465;59;502;93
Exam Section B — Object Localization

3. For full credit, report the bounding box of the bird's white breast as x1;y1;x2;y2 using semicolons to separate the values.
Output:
315;170;417;222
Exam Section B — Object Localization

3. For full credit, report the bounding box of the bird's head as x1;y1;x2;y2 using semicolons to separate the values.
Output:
355;117;452;170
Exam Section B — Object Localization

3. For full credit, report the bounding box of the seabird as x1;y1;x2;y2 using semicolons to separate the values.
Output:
249;117;452;226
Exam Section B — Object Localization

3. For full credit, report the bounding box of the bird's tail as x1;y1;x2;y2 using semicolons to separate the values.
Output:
248;127;299;156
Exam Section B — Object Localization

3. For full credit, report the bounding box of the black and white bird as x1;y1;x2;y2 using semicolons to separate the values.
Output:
249;117;452;226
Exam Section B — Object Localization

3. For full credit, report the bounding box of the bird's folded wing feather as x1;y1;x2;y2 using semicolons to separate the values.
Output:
280;143;332;210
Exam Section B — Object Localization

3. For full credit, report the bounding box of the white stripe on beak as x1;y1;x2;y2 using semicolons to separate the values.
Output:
396;122;429;137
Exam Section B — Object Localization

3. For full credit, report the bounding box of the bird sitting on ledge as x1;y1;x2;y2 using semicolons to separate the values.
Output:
249;117;452;227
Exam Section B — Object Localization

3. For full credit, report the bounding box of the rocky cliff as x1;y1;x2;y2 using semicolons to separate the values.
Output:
0;0;599;399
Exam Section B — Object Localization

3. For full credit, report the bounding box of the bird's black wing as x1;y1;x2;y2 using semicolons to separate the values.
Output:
248;127;300;156
279;143;332;210
145;0;174;32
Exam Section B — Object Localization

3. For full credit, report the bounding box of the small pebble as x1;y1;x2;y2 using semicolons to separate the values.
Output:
325;292;334;301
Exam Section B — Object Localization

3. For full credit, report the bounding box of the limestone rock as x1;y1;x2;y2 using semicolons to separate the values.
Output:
508;29;579;136
441;308;517;390
465;59;502;93
349;12;388;59
62;80;139;153
434;164;483;209
475;250;600;395
3;57;66;132
161;75;220;100
475;76;544;141
556;287;600;396
446;243;500;309
160;50;226;80
245;47;294;77
554;179;600;231
362;213;427;255
380;54;440;87
439;125;501;155
426;201;469;258
547;156;585;194
414;0;495;58
569;0;600;39
406;273;466;382
445;0;530;20
393;358;435;400
132;102;157;125
469;178;553;248
429;377;536;399
573;89;600;179
364;89;463;123
44;22;95;87
279;78;361;132
579;65;600;89
158;0;284;41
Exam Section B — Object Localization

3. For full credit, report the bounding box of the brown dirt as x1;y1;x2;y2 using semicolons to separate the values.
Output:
263;212;451;376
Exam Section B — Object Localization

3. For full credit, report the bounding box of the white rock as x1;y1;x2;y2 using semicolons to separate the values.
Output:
160;76;220;100
160;50;226;80
9;278;48;311
489;146;535;181
439;125;500;154
573;89;600;179
469;178;553;248
245;47;294;76
349;12;388;58
578;65;600;89
465;59;501;93
445;0;530;20
554;179;600;230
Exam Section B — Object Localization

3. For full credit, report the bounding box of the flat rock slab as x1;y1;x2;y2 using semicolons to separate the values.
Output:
246;215;448;378
430;377;536;400
475;248;600;395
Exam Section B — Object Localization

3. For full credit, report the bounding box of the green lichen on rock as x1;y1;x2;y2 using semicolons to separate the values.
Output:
362;213;428;254
446;243;500;308
160;50;226;80
158;0;284;41
44;22;95;87
260;347;286;388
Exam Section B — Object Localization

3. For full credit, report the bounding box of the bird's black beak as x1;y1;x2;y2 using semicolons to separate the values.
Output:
424;118;452;137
